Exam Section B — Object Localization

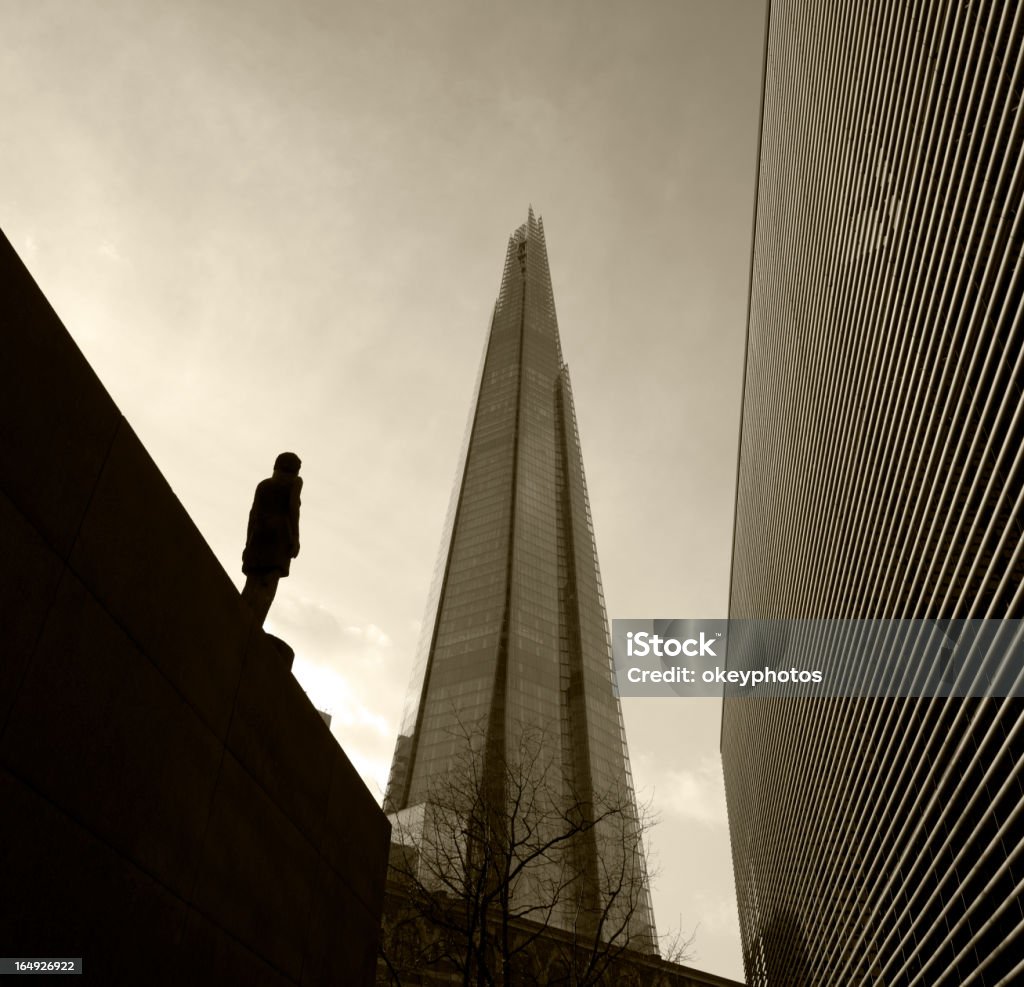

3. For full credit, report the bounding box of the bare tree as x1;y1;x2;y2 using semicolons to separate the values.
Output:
379;717;693;985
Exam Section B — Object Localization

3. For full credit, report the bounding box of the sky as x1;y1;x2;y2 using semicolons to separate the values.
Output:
3;1;767;979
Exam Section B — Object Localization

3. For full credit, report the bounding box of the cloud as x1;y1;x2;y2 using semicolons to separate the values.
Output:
288;646;398;801
678;892;741;944
263;595;406;801
265;595;351;655
342;749;392;803
344;623;392;648
267;595;395;660
652;755;729;827
97;239;124;262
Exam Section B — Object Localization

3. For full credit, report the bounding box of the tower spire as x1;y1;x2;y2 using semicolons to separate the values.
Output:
384;214;655;948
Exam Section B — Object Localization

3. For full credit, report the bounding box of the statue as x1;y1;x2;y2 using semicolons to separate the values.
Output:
241;451;302;626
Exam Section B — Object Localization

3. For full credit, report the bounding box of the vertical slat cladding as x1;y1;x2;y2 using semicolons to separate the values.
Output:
725;0;1024;984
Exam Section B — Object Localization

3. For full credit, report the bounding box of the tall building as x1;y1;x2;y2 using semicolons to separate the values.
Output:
384;208;655;946
724;2;1024;985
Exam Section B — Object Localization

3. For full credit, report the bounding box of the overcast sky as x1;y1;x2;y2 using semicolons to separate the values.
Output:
4;1;766;979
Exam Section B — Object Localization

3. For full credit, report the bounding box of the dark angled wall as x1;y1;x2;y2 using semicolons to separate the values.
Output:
0;229;389;986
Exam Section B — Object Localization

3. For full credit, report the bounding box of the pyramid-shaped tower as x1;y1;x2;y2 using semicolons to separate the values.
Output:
385;209;655;946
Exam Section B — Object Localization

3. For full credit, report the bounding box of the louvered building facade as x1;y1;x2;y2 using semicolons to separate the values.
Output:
384;209;655;949
724;2;1024;984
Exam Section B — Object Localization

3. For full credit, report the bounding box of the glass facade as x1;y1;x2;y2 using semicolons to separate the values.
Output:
385;209;654;945
725;2;1024;984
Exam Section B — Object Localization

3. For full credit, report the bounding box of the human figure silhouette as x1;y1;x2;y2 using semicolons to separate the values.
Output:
241;451;302;626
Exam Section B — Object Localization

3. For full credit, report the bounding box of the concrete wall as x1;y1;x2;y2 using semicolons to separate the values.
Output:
0;230;389;985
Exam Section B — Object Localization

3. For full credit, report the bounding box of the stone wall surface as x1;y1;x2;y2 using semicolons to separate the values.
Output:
0;230;390;986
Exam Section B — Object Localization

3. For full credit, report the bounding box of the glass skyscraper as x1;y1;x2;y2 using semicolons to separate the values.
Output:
384;208;654;946
725;2;1024;984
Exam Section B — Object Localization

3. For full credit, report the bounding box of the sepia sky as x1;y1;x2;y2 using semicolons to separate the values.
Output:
3;0;767;979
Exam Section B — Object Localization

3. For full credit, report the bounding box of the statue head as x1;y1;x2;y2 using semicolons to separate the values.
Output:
274;451;302;475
